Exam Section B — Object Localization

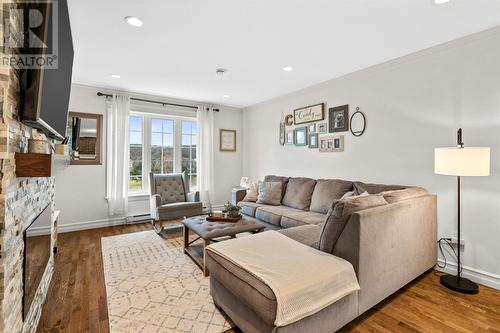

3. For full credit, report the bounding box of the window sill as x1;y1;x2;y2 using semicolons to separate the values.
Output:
128;192;149;201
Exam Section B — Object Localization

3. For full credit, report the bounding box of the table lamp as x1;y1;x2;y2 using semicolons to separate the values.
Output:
434;128;490;294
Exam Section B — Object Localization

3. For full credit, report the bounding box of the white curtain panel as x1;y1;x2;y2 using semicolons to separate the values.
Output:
106;94;131;217
197;105;215;207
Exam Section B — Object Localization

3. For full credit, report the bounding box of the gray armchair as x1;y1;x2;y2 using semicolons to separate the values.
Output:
150;172;203;233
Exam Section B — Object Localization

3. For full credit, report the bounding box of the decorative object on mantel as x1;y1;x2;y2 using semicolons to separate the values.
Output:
434;128;490;295
220;129;237;152
15;153;52;177
279;122;286;145
284;114;294;126
317;122;328;134
28;138;50;154
308;133;319;149
350;107;366;137
54;144;69;156
294;126;308;146
329;104;349;132
294;103;324;125
319;134;344;152
285;130;294;145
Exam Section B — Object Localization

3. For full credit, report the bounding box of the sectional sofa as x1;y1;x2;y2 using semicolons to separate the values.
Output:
207;175;438;333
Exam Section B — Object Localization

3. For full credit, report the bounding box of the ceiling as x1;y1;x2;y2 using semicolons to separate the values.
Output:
68;0;500;108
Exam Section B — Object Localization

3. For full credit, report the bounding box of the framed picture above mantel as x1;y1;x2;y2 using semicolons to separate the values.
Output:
293;103;324;125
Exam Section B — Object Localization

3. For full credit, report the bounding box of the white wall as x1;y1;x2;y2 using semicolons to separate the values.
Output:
53;84;243;230
242;27;500;287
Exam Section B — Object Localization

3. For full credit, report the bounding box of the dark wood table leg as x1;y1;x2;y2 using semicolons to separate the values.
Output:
183;225;189;252
203;239;211;277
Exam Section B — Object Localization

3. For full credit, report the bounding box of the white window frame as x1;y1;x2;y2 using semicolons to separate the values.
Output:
129;109;197;197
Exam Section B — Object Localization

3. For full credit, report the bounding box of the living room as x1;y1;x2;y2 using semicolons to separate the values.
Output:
0;0;499;332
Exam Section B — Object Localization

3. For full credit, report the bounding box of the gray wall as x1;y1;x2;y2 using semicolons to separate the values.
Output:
242;27;500;287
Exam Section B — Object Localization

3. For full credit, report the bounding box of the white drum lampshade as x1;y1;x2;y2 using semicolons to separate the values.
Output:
435;147;490;177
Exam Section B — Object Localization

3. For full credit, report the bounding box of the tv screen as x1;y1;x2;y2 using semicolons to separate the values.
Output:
21;0;74;141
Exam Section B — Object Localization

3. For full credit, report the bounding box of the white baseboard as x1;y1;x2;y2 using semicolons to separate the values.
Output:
436;259;500;290
28;216;147;235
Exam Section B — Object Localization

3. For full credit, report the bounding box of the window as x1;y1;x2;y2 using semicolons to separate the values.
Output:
129;116;143;191
128;113;197;194
181;121;197;191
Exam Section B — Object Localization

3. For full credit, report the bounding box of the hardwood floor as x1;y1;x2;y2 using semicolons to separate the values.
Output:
37;223;500;333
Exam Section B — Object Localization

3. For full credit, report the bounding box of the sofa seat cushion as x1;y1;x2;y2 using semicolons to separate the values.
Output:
353;181;407;195
310;179;354;214
157;201;202;220
280;211;326;229
206;249;277;325
255;205;304;226
278;224;322;248
238;201;265;217
282;177;317;210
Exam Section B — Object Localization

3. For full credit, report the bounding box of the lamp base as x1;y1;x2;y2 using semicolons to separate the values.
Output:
440;274;478;294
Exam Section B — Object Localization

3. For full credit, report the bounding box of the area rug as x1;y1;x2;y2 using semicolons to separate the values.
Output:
101;230;234;333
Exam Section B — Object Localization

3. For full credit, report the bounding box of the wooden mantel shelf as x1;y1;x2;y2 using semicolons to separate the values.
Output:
15;153;52;177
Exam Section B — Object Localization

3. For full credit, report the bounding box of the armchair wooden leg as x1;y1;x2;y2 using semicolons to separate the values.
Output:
152;220;164;234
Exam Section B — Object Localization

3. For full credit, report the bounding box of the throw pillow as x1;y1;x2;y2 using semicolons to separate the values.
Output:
263;175;289;200
242;182;259;202
309;179;354;213
256;181;282;206
282;177;316;210
318;194;388;254
380;187;427;203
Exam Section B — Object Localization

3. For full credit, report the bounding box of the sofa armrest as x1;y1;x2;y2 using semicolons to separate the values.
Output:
150;194;161;220
333;194;437;314
187;191;200;202
231;188;247;206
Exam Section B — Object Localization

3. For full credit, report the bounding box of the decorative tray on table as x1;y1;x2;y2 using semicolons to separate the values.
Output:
206;214;242;223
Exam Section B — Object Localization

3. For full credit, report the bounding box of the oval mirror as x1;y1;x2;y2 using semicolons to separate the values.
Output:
350;108;366;137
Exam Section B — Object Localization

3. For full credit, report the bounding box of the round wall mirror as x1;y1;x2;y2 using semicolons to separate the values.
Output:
350;107;366;137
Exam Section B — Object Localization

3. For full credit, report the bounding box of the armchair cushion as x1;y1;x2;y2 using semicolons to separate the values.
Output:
157;201;202;220
187;191;200;202
151;173;187;205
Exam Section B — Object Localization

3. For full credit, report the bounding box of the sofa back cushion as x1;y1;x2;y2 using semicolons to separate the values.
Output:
353;181;407;195
256;181;282;206
310;179;353;214
380;187;427;203
319;194;388;254
264;175;290;201
282;177;316;210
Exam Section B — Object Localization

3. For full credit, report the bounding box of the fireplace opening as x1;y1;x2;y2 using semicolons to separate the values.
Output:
23;204;52;319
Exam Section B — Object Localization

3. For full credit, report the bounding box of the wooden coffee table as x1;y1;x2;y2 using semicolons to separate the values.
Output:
183;215;265;276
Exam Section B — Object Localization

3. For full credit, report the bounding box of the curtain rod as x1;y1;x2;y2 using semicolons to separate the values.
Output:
96;92;219;112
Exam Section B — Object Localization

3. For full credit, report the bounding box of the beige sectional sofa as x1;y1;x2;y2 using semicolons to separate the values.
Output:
208;175;438;333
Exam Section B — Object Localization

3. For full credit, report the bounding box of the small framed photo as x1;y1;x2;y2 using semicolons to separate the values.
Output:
220;129;236;151
308;133;318;148
317;122;327;134
294;127;308;146
285;130;294;145
319;135;344;152
328;105;349;132
308;123;316;133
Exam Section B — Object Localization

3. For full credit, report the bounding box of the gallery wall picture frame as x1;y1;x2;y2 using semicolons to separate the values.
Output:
279;123;286;145
219;129;237;152
317;122;328;134
308;123;317;133
328;104;349;133
293;103;324;125
284;114;294;126
285;130;295;145
319;134;344;152
294;127;308;146
308;133;318;148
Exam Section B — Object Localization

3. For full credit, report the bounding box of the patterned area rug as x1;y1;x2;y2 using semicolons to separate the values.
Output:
101;230;234;333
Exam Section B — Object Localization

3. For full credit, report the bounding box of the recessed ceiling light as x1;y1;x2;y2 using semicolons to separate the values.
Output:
434;0;450;4
282;66;294;72
223;94;230;98
124;16;143;27
216;68;228;76
111;74;121;79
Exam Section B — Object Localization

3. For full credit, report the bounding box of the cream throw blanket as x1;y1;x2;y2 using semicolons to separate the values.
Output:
206;231;360;327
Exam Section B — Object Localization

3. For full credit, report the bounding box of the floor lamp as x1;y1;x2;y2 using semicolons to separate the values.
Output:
434;128;490;294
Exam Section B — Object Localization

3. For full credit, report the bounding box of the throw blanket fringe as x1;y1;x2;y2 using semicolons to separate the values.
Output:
206;231;360;327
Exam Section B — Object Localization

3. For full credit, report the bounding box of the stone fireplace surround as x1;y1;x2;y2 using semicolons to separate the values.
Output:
0;3;58;329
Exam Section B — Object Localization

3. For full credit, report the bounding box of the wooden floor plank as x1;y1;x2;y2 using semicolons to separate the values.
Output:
36;222;500;333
